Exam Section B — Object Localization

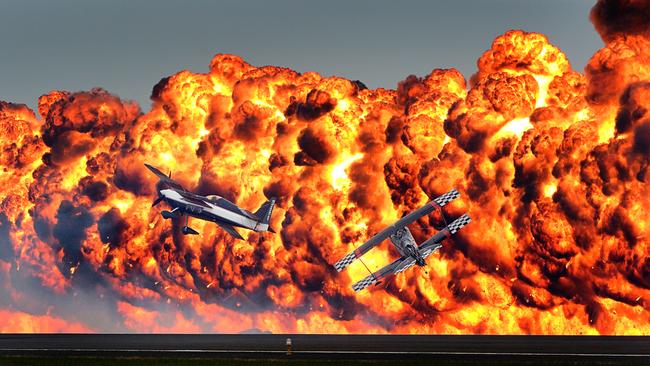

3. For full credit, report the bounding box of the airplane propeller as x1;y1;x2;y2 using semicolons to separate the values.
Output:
151;171;171;207
152;195;164;207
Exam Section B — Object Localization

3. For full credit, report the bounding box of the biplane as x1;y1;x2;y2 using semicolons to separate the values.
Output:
334;189;470;292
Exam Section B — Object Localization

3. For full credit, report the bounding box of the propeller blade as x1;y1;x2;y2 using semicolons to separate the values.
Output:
152;196;164;207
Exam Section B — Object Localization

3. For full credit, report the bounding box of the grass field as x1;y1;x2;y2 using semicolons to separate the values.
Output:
1;357;649;366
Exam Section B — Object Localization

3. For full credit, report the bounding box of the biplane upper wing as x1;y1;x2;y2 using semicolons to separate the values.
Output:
333;228;394;272
333;189;460;272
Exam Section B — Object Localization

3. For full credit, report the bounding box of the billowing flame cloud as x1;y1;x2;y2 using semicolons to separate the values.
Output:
0;2;648;334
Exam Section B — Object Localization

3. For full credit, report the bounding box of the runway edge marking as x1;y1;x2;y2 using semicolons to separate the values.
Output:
0;349;648;357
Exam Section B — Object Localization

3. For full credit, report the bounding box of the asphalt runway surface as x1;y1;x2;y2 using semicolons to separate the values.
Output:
0;334;649;361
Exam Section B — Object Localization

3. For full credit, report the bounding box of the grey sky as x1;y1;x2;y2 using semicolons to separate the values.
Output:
1;0;602;112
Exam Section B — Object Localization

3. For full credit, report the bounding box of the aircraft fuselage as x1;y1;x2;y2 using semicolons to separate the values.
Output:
159;189;269;232
389;227;426;267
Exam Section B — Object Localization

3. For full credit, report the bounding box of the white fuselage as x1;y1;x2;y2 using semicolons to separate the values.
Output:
160;189;268;232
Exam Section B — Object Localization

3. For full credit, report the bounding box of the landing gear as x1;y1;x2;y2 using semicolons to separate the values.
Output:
181;214;199;235
182;226;199;235
161;207;179;220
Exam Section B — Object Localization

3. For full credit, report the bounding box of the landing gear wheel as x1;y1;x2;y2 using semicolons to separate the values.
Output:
182;226;199;235
181;215;199;235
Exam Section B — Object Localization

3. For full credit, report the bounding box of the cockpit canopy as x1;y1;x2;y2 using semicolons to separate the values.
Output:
205;195;221;203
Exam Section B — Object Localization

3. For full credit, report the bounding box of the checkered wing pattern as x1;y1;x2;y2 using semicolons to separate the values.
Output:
334;252;357;272
447;213;471;234
393;258;417;274
351;256;410;292
335;223;400;272
352;274;378;292
419;243;443;260
433;188;460;208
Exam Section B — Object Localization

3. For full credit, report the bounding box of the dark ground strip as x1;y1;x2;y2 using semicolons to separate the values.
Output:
0;334;648;362
1;356;650;366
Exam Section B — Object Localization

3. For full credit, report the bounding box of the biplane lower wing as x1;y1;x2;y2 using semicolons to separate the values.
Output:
351;256;416;292
333;228;393;272
418;213;472;258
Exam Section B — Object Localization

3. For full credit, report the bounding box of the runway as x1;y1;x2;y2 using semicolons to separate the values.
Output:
0;334;648;361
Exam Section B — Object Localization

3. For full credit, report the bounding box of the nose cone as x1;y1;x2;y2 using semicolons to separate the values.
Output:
160;189;181;202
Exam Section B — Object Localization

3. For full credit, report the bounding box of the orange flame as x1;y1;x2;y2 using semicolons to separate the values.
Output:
0;2;648;334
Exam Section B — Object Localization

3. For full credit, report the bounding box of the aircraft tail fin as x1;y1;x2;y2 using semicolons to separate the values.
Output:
254;198;276;225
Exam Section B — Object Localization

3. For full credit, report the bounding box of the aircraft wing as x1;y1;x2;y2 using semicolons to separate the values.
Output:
351;213;471;292
144;163;186;191
417;213;471;259
145;163;169;180
216;221;245;240
392;188;460;229
334;188;460;272
333;229;393;272
419;243;443;260
351;256;416;292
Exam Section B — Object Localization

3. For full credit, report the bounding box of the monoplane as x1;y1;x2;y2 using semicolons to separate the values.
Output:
145;163;275;239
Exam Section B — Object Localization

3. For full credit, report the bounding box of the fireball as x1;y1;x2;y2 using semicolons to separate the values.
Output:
0;0;648;334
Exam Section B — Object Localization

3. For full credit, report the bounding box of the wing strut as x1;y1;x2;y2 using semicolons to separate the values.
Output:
358;257;378;283
437;200;451;228
350;242;380;285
